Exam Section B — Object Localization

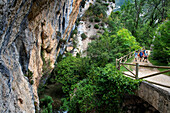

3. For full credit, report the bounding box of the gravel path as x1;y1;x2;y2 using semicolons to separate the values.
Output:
124;57;170;92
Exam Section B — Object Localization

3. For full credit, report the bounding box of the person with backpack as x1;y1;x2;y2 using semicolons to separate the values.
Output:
134;51;138;62
137;49;140;60
143;48;146;54
139;50;143;62
143;51;149;62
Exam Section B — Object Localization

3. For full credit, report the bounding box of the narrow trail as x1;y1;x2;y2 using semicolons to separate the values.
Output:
124;57;170;92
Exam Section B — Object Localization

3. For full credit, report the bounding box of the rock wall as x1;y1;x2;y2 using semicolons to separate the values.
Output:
0;0;82;112
123;94;159;113
137;81;170;113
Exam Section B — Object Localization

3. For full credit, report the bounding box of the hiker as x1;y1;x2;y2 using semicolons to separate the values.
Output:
134;51;138;61
137;49;140;60
143;51;149;62
139;50;143;62
143;48;146;54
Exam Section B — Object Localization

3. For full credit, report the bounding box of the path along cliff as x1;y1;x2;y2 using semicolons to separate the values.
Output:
124;52;170;92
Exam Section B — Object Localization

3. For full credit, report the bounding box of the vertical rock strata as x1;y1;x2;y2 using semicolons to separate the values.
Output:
0;0;81;112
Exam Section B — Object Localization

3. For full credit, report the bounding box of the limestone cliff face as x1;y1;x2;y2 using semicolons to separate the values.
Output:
0;0;81;112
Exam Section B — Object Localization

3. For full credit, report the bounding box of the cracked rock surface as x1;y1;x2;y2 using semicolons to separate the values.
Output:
0;0;81;112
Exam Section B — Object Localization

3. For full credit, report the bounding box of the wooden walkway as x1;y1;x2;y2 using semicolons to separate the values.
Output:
116;51;170;92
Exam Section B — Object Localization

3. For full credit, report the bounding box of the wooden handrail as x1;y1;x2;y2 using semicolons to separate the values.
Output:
121;63;170;69
122;72;135;78
116;51;170;88
116;52;134;61
138;65;170;69
140;70;170;79
122;64;136;76
121;63;136;66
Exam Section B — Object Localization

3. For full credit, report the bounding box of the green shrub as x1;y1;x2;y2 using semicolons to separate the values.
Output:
114;11;120;15
84;1;107;17
61;64;140;112
81;33;87;40
100;22;104;26
89;35;97;40
30;80;34;85
71;29;77;38
84;6;93;17
89;17;93;22
94;17;100;22
54;56;91;94
40;95;53;113
94;24;99;29
97;30;102;33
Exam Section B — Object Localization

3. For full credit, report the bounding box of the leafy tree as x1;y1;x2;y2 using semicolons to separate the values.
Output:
117;28;140;52
152;20;170;65
61;64;140;112
135;23;155;47
53;56;92;94
119;0;170;48
61;79;97;112
87;28;140;66
143;0;169;26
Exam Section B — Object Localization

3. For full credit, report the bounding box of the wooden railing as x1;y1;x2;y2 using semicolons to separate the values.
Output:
116;52;170;88
116;52;134;70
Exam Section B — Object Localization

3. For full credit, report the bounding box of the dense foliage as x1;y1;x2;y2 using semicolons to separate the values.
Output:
119;0;169;48
84;0;108;18
60;63;140;112
152;20;170;65
87;28;140;66
40;0;170;112
81;33;87;40
40;95;53;113
53;56;92;94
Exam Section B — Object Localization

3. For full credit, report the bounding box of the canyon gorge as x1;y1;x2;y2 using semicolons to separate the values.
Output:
0;0;169;112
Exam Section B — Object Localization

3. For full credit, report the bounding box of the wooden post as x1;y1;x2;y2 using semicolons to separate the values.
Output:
118;61;120;70
120;57;122;63
136;63;139;79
